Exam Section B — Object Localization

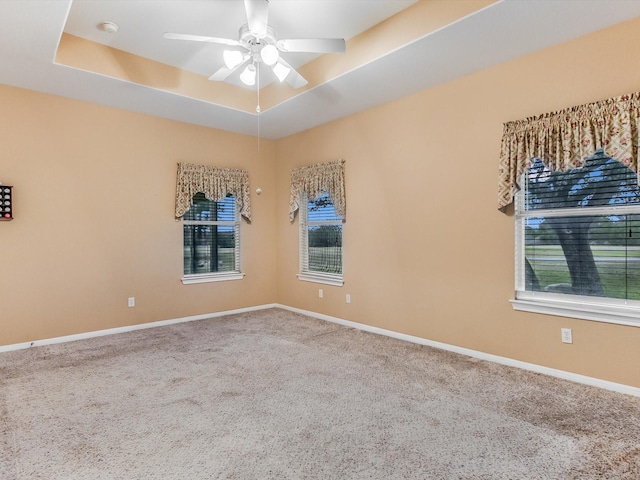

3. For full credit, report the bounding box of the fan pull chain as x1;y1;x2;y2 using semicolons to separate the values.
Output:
256;64;261;152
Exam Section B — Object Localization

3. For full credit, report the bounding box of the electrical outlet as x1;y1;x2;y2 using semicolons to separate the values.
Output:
128;297;135;308
318;289;323;298
561;328;572;344
346;293;351;304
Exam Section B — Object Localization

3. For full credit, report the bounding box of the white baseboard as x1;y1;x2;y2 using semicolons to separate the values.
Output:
2;302;639;398
0;304;278;354
275;304;640;398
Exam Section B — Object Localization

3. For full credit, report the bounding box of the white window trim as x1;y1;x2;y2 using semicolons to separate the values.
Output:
297;272;344;287
511;294;640;327
513;184;640;327
182;196;243;284
182;272;245;285
299;192;344;286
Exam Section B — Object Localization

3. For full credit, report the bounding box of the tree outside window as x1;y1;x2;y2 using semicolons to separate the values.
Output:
519;149;640;301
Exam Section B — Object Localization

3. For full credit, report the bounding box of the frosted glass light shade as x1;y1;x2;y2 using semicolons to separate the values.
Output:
223;50;244;70
260;45;279;66
240;64;257;86
272;62;290;82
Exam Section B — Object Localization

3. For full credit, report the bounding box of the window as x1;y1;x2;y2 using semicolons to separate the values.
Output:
513;149;640;325
182;192;243;284
298;191;343;286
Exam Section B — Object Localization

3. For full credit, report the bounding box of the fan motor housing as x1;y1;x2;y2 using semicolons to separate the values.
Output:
239;24;277;48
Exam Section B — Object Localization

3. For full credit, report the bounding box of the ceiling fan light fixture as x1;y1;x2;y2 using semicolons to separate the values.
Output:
223;50;245;70
272;62;291;82
164;1;345;89
240;63;257;86
260;44;279;66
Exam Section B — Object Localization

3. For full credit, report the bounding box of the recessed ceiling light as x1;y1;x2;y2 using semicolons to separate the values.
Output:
98;21;119;34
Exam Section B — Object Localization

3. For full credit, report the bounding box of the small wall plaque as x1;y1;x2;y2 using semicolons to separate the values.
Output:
1;185;13;221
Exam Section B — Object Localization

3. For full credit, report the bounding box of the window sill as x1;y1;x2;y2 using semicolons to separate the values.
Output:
297;272;344;287
511;296;640;327
182;272;245;285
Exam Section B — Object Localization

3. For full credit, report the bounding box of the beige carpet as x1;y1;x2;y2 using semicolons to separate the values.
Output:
1;308;640;479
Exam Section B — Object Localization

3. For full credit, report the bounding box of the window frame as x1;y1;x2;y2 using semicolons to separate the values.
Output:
298;192;344;287
512;179;640;327
181;194;244;285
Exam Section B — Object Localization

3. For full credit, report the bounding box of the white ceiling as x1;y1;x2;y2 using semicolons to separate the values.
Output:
1;0;640;140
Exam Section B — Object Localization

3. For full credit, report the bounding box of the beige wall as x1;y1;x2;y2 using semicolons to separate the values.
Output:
3;14;640;389
275;16;640;388
0;86;277;345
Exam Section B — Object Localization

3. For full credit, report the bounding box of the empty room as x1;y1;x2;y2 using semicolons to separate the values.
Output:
2;0;640;478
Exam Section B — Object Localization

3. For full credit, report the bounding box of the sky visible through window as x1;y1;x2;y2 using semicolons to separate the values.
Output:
308;192;341;222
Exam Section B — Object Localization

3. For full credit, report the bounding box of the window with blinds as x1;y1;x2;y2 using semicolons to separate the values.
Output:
515;150;640;315
183;193;240;280
299;191;343;285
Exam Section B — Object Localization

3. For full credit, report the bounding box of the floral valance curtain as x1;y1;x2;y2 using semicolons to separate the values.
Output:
498;91;640;211
175;162;251;221
289;159;346;221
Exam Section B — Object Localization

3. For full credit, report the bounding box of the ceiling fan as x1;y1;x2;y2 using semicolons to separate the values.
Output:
163;0;346;89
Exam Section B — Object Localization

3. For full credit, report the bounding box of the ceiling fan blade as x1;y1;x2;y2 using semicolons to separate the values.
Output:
209;67;233;82
276;58;308;89
244;0;269;38
208;57;250;81
163;32;241;47
277;38;346;54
